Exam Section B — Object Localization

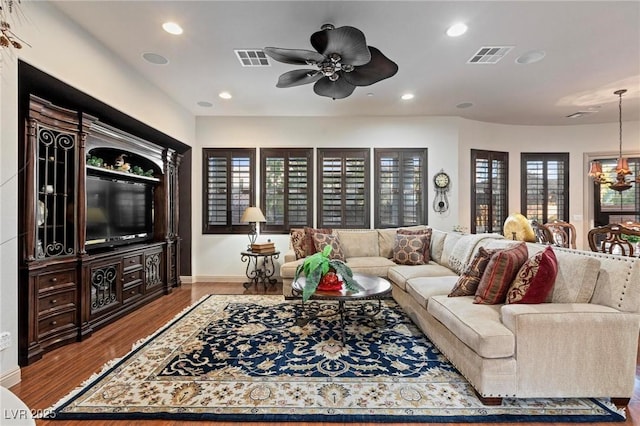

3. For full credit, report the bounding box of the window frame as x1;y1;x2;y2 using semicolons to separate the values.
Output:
317;148;370;229
374;148;428;228
520;152;570;223
202;148;255;234
260;148;313;233
470;149;509;234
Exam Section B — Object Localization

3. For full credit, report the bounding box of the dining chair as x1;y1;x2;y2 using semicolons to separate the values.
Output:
544;220;577;249
587;223;640;257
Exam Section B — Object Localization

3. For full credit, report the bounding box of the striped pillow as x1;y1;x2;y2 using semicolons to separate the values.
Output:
474;242;528;304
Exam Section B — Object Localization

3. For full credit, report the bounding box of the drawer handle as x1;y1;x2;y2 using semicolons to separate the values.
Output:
50;299;57;304
50;320;57;326
130;290;136;295
129;259;135;264
130;275;136;280
50;278;58;283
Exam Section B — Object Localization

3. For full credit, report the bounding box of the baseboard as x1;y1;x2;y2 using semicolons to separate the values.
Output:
0;365;21;388
179;275;193;284
193;275;246;283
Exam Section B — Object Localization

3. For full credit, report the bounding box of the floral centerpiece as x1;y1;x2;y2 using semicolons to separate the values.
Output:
294;245;359;301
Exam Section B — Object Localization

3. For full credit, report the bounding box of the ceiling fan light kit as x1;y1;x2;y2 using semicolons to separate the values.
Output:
264;24;398;99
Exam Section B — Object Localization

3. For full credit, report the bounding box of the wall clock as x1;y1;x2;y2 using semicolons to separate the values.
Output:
433;170;450;213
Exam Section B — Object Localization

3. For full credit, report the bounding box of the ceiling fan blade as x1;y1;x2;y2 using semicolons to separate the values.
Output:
263;47;325;65
310;26;371;66
313;76;356;99
276;69;323;88
342;46;398;86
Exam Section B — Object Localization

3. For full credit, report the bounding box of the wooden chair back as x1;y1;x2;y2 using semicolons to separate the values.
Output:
530;220;553;245
544;220;577;249
587;223;640;257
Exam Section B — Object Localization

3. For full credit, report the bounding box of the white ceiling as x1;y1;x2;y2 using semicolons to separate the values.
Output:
50;0;640;126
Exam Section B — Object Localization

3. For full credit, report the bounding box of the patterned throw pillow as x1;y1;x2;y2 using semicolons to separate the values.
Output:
449;247;498;297
393;234;428;265
507;246;558;304
312;233;346;261
304;227;332;255
398;228;432;262
474;242;528;305
290;228;307;260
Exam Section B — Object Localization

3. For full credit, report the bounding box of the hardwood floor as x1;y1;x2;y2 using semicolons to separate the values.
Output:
10;282;640;425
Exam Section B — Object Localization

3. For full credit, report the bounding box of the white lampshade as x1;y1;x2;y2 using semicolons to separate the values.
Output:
241;206;266;223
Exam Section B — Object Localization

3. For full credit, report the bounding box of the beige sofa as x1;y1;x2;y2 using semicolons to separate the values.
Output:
279;227;640;406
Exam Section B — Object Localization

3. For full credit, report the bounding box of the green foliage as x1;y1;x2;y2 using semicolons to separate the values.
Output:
294;245;360;301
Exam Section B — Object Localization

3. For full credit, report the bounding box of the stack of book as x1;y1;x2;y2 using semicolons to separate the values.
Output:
251;242;276;253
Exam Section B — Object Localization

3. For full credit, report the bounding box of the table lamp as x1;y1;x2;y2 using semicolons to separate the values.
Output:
241;206;266;250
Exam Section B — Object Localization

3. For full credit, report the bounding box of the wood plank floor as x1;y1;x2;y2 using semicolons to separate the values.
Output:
10;282;640;426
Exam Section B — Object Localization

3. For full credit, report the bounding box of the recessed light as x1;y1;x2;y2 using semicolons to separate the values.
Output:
515;50;546;64
197;101;213;107
446;22;468;37
401;93;414;100
456;102;473;109
219;92;232;100
162;22;183;35
142;52;169;65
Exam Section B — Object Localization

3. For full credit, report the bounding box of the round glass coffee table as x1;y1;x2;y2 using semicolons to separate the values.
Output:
291;273;392;345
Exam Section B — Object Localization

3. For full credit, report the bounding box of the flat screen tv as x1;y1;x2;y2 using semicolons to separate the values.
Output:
86;174;154;248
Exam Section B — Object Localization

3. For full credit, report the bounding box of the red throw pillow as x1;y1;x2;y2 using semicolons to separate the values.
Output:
474;242;528;305
303;227;332;256
398;228;432;262
507;246;558;304
449;247;498;297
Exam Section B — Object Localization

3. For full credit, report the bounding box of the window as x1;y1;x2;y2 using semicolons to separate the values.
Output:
317;148;369;228
374;148;427;228
471;149;508;234
202;148;255;234
521;153;569;223
260;148;313;233
594;157;640;226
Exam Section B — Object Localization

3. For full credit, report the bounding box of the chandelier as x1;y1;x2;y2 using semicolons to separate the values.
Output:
588;89;640;192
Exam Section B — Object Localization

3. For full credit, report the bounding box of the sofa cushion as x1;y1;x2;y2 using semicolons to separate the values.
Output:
407;276;459;308
344;256;396;277
388;263;457;291
429;229;447;264
337;230;379;258
313;233;345;261
474;242;528;304
377;228;397;259
507;245;558;304
440;232;463;269
428;295;515;359
280;258;305;279
393;233;429;265
449;247;498;297
550;250;600;303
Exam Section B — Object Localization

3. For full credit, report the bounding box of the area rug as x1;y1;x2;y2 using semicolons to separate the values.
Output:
45;294;625;422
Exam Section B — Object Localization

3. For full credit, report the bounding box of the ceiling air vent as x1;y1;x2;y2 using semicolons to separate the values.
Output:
234;49;270;67
566;111;597;119
467;46;513;64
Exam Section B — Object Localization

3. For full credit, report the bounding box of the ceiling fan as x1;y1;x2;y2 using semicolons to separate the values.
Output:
264;24;398;99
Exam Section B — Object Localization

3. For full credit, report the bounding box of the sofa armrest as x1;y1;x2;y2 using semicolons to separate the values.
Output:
283;249;297;264
501;303;640;398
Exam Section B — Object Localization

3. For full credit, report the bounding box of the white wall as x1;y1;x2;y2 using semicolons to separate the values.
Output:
193;116;461;280
0;1;195;385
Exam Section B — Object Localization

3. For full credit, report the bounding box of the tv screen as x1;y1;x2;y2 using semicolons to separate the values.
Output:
86;175;154;247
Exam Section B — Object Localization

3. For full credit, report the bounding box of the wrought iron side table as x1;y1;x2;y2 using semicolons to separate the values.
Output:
240;250;280;289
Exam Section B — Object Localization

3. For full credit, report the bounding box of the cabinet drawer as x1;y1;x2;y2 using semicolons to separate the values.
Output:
38;309;77;337
123;254;142;270
37;269;76;292
38;290;76;315
123;283;143;303
122;269;142;285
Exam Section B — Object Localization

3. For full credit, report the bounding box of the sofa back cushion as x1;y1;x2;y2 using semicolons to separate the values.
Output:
548;249;600;303
429;229;447;264
448;233;505;274
336;230;379;258
377;229;397;259
440;232;463;269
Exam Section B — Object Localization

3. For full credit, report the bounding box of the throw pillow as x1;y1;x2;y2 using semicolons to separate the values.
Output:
474;242;528;305
398;227;432;262
507;246;558;304
290;228;306;260
312;233;346;261
449;247;498;297
393;233;428;265
304;227;332;255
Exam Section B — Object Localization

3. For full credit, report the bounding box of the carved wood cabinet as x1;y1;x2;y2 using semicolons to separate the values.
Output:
20;96;181;365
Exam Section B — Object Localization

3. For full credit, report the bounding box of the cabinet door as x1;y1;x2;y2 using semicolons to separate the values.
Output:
87;260;122;318
144;248;164;292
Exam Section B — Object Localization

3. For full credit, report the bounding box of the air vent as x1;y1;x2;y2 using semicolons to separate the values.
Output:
467;46;513;64
234;49;270;67
566;111;598;119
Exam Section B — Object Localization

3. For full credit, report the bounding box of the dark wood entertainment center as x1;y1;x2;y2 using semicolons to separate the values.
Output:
19;95;182;365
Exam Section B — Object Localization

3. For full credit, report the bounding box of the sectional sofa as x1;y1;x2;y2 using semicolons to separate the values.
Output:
279;227;640;406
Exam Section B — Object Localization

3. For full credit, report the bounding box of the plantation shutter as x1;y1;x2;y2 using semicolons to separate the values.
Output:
471;149;508;234
521;153;569;223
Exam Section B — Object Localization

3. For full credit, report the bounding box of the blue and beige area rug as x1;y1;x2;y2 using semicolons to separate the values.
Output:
46;295;625;422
